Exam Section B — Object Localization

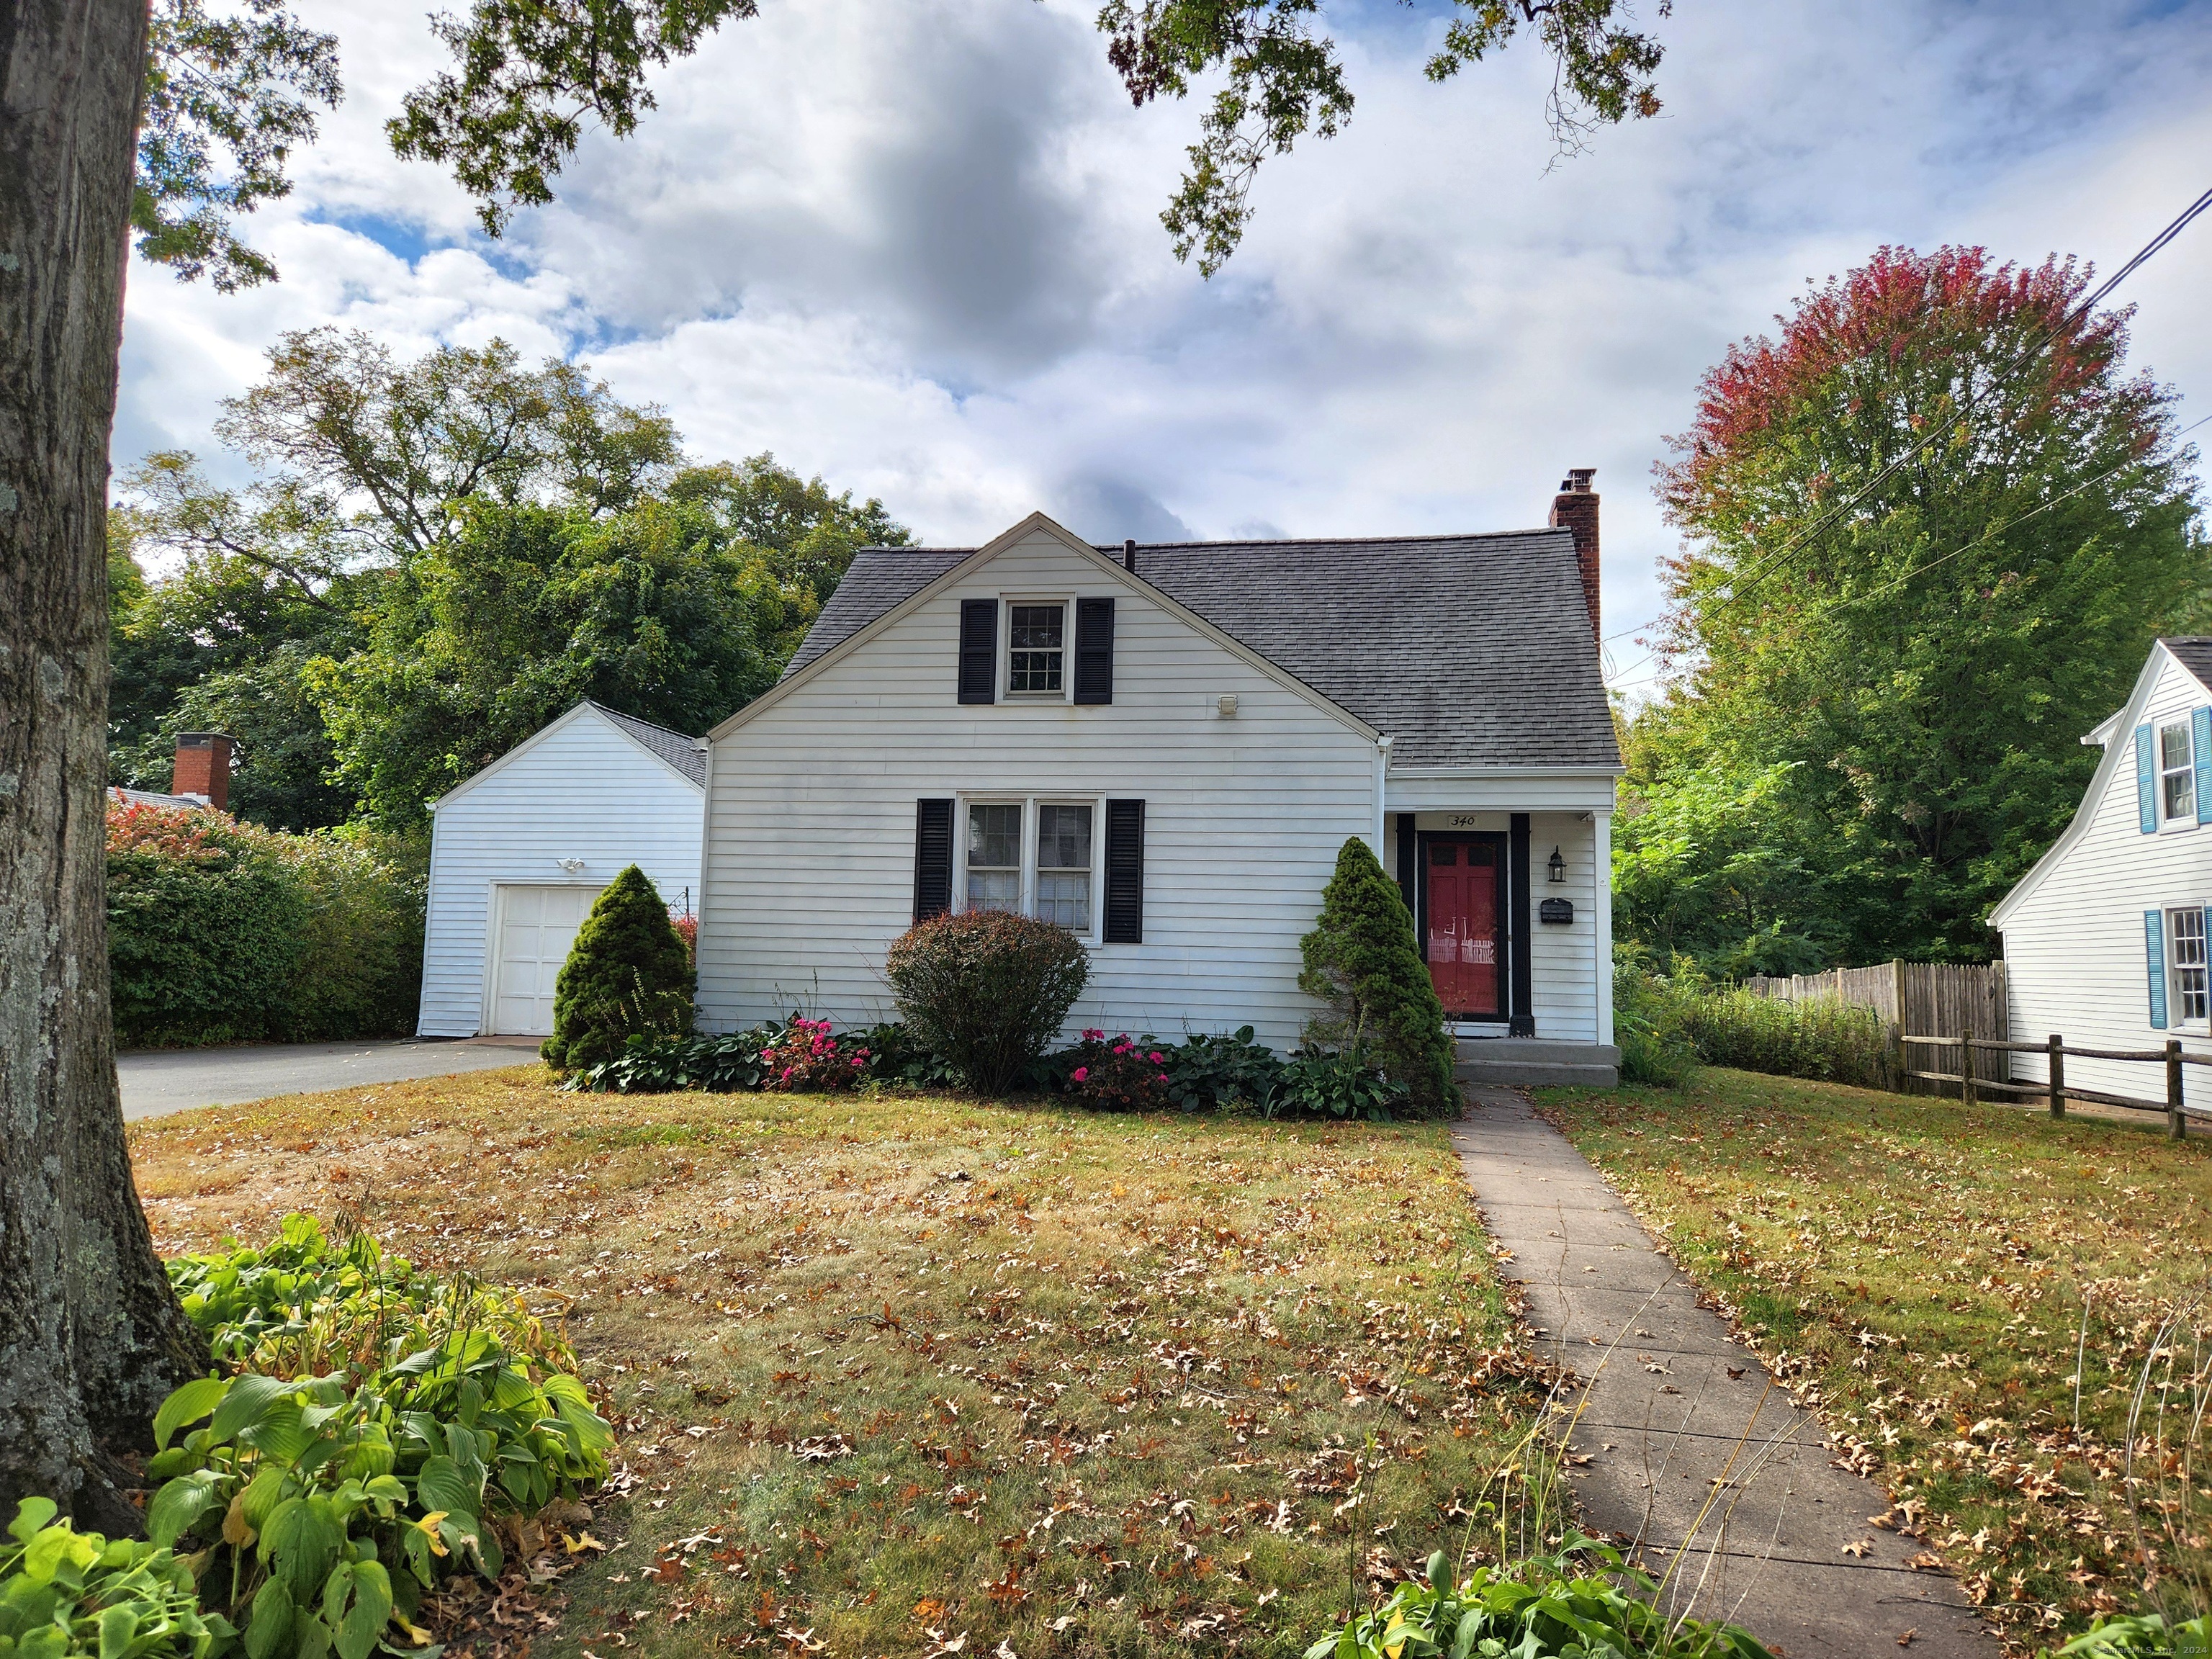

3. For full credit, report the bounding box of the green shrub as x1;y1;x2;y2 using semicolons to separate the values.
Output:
147;1216;612;1659
270;827;426;1043
1273;1045;1409;1120
884;909;1089;1094
1613;952;1700;1087
1159;1026;1286;1114
107;800;310;1047
541;864;695;1071
1298;838;1457;1115
1303;1540;1773;1658
104;799;425;1048
0;1497;228;1659
1683;986;1890;1087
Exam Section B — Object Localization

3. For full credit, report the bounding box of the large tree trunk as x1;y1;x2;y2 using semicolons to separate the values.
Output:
1;0;207;1531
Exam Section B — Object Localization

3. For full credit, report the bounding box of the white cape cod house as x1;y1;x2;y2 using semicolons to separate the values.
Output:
1994;637;2212;1110
694;475;1624;1087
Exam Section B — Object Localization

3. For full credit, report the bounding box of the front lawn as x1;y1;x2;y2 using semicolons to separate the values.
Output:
130;1071;1550;1657
1541;1068;2212;1652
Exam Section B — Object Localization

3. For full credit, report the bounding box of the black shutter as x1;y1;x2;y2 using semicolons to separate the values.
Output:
1508;811;1534;1035
1073;596;1115;705
957;599;997;704
914;799;953;920
1103;799;1145;943
1395;813;1416;921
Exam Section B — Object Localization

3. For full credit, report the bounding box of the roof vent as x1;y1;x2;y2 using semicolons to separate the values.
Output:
1123;537;1137;573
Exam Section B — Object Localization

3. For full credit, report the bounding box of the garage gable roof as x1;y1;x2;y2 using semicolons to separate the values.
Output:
430;701;706;810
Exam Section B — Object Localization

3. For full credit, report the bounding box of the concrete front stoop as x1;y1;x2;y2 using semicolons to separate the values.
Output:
1455;1036;1620;1089
1452;1087;1998;1658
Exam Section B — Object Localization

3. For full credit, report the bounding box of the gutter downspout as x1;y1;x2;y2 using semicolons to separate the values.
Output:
1373;735;1393;861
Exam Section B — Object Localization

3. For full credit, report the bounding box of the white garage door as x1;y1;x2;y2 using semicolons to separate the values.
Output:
490;885;603;1035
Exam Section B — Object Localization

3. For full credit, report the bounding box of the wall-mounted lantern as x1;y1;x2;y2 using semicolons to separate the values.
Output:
1547;846;1567;884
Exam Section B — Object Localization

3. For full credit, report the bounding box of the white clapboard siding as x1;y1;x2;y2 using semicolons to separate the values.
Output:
698;531;1380;1050
699;527;1620;1053
1996;644;2212;1107
418;706;703;1037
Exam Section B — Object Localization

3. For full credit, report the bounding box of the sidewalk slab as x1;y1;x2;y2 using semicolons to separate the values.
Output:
1454;1088;1998;1658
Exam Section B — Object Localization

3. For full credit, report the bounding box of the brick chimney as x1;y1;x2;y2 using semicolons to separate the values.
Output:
172;733;233;811
1549;467;1600;635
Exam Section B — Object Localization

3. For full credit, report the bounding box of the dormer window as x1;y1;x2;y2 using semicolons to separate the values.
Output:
1007;605;1065;694
2162;721;2196;822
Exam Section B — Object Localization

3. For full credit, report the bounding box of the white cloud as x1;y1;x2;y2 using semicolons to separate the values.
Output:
117;0;2212;673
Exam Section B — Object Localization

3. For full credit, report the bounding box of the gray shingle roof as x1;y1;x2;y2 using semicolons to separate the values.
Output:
2167;638;2212;693
783;531;1619;770
590;702;708;786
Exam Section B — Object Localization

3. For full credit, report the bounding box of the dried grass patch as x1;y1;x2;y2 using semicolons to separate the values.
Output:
131;1070;1553;1656
1542;1068;2212;1654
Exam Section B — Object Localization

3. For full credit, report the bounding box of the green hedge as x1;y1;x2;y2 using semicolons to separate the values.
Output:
1613;952;1893;1091
107;798;425;1048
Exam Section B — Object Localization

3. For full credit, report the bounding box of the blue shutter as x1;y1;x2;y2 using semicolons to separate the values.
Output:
2193;709;2211;821
2147;909;2169;1030
2137;724;2158;833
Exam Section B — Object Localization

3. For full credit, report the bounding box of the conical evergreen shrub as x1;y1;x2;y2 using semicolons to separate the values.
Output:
541;866;695;1071
1298;837;1457;1115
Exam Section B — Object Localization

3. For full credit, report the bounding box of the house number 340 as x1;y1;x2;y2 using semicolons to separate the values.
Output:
1447;815;1483;827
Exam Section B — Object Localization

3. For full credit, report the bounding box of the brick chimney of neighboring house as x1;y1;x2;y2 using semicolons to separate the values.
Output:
171;733;233;811
1550;467;1600;635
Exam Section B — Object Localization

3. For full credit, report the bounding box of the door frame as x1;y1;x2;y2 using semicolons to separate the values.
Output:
482;881;605;1035
1414;830;1510;1022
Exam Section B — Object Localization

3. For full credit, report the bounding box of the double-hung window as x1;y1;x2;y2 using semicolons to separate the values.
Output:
2172;907;2209;1026
960;799;1097;935
1007;605;1065;694
2162;721;2197;824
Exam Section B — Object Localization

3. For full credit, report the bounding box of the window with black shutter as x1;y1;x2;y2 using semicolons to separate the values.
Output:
1103;799;1145;943
1073;596;1115;705
913;799;953;920
956;600;997;704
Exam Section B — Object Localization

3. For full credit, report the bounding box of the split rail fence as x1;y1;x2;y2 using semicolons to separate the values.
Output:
1745;958;2203;1136
1744;960;2010;1097
1899;1033;2203;1140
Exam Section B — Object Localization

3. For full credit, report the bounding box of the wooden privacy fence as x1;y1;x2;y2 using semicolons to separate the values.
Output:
1900;1033;2204;1139
1745;959;2010;1097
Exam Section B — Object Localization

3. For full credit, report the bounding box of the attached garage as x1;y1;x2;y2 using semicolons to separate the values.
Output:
416;701;707;1038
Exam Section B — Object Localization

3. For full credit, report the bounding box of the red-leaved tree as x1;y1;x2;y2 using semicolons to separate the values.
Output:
1621;246;2206;970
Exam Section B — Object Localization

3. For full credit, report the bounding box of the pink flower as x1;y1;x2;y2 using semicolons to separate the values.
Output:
1072;1066;1089;1082
1156;1073;1169;1084
1148;1051;1164;1064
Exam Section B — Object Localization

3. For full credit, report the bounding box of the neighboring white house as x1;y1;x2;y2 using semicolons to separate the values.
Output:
416;701;706;1038
694;475;1624;1085
1992;637;2212;1109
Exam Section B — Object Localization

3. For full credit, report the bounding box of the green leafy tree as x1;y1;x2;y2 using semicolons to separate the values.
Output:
312;498;789;823
134;0;343;289
541;866;694;1071
1298;837;1457;1115
217;330;683;557
667;455;913;603
1632;245;2208;967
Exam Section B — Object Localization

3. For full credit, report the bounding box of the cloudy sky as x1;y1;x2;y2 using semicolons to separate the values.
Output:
115;0;2212;693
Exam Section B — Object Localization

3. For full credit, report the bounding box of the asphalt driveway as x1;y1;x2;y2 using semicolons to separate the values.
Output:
119;1035;542;1120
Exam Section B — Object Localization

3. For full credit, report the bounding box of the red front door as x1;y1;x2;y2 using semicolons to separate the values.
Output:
1426;840;1501;1016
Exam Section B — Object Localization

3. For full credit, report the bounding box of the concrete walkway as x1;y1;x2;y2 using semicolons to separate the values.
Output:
1453;1089;1997;1658
120;1035;541;1120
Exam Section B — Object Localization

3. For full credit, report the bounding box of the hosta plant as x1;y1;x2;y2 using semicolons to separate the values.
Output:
1305;1543;1773;1659
146;1217;613;1658
0;1498;228;1659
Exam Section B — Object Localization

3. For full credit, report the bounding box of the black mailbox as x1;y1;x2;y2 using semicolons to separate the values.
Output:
1538;898;1575;925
